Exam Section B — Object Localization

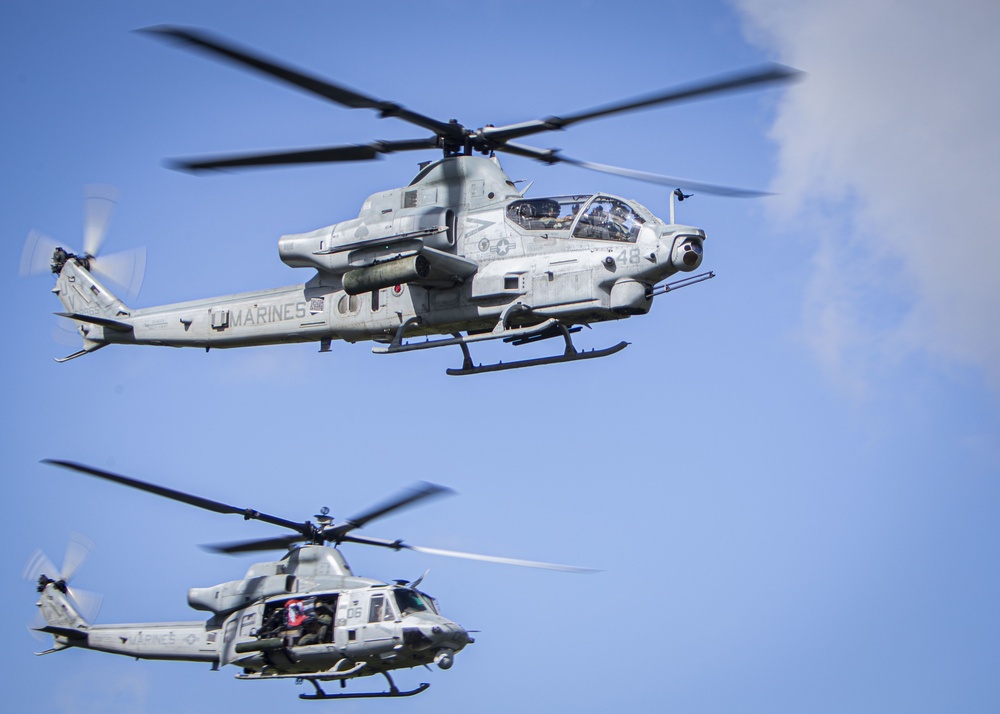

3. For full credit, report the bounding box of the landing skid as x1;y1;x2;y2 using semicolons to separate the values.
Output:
373;313;628;375
447;338;628;376
299;673;429;701
54;343;106;363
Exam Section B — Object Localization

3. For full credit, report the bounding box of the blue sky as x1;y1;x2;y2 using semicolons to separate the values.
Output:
3;1;999;712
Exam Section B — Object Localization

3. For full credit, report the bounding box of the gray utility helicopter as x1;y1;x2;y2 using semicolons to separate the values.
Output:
29;460;591;701
35;26;798;374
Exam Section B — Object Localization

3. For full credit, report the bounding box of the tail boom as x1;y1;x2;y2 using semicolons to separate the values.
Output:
35;581;218;663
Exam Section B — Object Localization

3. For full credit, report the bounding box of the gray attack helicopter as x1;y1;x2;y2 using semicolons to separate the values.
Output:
28;459;591;701
29;26;799;374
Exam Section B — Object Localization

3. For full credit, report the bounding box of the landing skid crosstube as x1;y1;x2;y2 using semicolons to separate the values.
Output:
299;673;430;700
372;315;628;375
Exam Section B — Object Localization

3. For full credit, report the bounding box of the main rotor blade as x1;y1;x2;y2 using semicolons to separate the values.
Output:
482;64;802;144
42;460;305;533
340;534;596;573
556;155;770;197
332;482;454;537
141;26;457;138
201;534;302;555
170;137;440;173
497;142;768;197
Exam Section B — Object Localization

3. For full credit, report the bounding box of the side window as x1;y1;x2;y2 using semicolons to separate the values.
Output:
368;594;385;623
239;613;257;637
382;597;396;621
224;618;237;644
337;294;360;315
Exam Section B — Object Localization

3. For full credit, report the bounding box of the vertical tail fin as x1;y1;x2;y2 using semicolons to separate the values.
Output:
33;578;90;652
52;251;131;320
50;251;133;360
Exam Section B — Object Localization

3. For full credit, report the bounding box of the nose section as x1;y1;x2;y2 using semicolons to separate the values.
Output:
428;619;471;670
430;620;471;648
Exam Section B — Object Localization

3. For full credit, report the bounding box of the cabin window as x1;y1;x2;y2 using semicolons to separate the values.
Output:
368;594;386;623
240;613;257;637
504;275;520;290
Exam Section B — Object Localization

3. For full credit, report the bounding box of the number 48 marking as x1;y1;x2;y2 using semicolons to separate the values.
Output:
617;247;641;264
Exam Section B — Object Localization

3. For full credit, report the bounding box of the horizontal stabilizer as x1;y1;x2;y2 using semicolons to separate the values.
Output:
34;625;87;641
55;312;132;332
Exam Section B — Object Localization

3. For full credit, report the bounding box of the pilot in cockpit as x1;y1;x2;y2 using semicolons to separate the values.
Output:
608;205;632;239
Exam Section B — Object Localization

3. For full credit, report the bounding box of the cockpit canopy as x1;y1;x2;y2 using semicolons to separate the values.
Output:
394;587;437;616
364;586;441;622
506;194;648;242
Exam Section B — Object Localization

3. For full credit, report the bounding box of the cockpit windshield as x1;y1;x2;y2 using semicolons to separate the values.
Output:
572;197;644;242
506;194;645;242
394;588;432;616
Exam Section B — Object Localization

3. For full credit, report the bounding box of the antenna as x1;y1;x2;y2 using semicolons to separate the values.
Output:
669;188;693;224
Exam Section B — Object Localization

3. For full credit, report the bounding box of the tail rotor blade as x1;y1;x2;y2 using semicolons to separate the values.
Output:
59;533;94;583
23;550;60;642
65;585;103;623
22;533;95;584
91;247;147;302
22;549;59;582
53;316;82;347
19;230;62;277
26;610;48;641
82;184;119;258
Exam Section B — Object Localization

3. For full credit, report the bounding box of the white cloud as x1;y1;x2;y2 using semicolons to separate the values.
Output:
734;0;1000;390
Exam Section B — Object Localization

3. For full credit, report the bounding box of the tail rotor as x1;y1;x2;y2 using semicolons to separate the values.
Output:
21;185;146;303
23;533;103;639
